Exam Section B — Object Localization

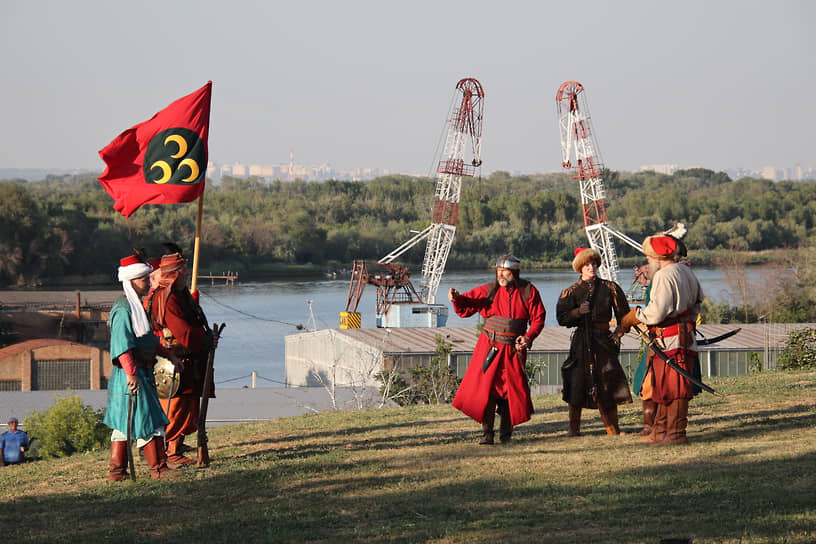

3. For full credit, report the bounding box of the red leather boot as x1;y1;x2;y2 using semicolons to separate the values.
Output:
142;437;181;479
166;437;196;468
641;403;667;443
108;441;129;482
639;399;657;436
661;399;689;445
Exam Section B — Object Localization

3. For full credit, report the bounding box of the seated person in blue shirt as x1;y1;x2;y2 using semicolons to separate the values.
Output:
0;417;29;466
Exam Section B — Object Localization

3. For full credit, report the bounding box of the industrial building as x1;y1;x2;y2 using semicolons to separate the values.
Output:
0;291;113;391
0;339;110;391
285;323;814;392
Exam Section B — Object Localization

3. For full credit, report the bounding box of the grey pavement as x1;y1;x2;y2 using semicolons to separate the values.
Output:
0;386;379;430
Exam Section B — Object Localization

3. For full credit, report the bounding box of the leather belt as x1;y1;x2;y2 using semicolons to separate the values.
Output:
650;310;692;337
482;329;517;345
483;316;526;345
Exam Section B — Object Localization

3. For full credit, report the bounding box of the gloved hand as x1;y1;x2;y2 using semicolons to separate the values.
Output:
619;307;641;333
611;327;625;346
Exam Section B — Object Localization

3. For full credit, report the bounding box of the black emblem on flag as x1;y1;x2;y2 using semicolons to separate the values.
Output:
144;128;206;185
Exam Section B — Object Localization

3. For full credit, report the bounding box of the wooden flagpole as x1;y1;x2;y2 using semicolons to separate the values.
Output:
191;191;204;294
190;187;218;467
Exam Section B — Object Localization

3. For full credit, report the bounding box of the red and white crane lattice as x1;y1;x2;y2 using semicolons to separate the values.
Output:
343;78;484;327
556;81;641;283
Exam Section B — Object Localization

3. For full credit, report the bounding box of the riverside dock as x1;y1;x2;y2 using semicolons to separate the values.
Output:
198;272;239;286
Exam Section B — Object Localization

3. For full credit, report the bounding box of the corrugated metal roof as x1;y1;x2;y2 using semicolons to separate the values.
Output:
333;323;816;354
336;327;481;354
0;338;79;358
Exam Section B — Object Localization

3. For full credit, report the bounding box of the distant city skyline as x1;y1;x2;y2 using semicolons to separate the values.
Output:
3;159;813;184
207;158;815;183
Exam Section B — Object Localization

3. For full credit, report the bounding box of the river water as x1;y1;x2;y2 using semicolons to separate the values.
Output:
197;267;774;389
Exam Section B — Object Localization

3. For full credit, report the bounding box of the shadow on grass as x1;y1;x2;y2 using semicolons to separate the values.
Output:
689;403;816;442
3;395;815;543
232;407;584;460
5;447;815;543
230;414;467;448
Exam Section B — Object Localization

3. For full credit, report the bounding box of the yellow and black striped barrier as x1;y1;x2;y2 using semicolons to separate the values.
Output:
339;311;361;329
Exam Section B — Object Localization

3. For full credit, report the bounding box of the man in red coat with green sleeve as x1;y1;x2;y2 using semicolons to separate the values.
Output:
145;249;214;467
449;254;546;444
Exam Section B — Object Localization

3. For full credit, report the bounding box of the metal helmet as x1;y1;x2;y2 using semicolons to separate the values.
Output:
495;254;521;270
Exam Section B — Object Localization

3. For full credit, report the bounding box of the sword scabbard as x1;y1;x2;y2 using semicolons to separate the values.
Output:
634;326;724;397
126;390;137;480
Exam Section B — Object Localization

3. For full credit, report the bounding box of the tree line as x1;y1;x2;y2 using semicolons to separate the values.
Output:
1;168;815;289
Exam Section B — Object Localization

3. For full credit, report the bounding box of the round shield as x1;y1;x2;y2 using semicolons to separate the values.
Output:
153;356;180;399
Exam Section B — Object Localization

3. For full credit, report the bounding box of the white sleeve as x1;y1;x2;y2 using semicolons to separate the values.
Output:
636;272;677;325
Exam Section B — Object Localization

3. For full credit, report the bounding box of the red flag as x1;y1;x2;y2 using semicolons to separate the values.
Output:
98;81;212;217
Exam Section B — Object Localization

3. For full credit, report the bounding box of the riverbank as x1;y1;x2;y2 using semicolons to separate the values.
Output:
0;248;794;290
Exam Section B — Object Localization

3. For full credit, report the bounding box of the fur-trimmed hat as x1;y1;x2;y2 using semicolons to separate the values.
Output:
642;235;678;259
572;247;601;273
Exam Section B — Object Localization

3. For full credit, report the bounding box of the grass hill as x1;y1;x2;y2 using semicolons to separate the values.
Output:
2;370;815;543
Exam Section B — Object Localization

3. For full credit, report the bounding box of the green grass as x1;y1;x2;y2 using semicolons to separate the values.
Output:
2;371;815;543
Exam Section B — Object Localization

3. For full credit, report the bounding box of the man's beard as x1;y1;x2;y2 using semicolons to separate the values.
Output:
497;276;516;287
648;260;660;279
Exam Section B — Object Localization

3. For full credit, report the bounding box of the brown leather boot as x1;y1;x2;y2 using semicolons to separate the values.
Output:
480;398;497;445
142;438;181;479
641;403;668;443
567;404;581;437
661;399;689;445
166;436;196;468
108;440;129;482
497;399;513;443
638;399;657;436
599;404;622;435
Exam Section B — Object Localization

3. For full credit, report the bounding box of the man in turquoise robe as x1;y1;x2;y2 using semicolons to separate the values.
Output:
104;254;179;480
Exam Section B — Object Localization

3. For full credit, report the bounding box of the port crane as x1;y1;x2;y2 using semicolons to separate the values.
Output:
556;81;641;284
341;78;484;328
557;81;690;302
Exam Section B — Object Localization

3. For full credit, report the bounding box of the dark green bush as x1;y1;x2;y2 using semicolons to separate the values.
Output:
24;395;109;459
777;328;816;371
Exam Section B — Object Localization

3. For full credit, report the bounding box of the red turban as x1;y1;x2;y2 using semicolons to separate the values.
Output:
160;253;185;275
151;253;188;324
642;235;678;259
119;254;142;268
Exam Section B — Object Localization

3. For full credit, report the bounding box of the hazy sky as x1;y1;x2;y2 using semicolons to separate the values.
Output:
1;1;812;175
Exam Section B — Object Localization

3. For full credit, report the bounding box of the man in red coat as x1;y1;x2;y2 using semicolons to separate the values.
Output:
448;254;546;444
145;249;214;466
